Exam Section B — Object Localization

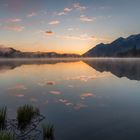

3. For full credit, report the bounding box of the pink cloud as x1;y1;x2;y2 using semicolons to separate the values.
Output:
64;8;72;12
59;99;73;106
7;18;22;23
74;3;87;11
65;102;73;106
80;93;96;99
15;94;24;98
57;12;66;16
80;15;94;22
49;20;60;25
57;7;72;16
59;99;68;103
49;91;61;95
16;94;24;98
4;25;24;32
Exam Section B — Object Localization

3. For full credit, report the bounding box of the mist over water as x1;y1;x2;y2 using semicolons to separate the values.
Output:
0;58;140;140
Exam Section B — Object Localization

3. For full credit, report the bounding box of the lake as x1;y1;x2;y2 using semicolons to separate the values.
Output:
0;58;140;140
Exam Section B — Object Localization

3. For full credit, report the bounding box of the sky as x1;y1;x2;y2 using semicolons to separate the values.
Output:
0;0;140;54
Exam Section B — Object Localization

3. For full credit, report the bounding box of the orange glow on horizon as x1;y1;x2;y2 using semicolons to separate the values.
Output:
3;36;111;55
14;46;90;55
9;45;97;55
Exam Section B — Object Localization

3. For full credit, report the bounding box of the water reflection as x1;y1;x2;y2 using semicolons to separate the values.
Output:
0;59;79;73
83;58;140;80
0;58;140;81
0;59;140;140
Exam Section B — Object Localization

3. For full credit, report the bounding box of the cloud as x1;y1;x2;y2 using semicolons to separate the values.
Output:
10;93;25;98
74;103;87;110
57;34;95;41
47;81;55;85
80;15;111;23
4;25;24;32
58;99;88;109
49;20;60;25
7;18;22;23
74;3;87;11
49;91;61;95
15;94;24;98
64;8;72;12
65;102;73;106
44;30;54;36
80;15;94;22
27;12;37;17
40;30;55;37
80;93;96;99
67;28;79;31
8;84;27;91
57;7;72;16
57;12;66;16
38;80;55;86
59;99;68;103
59;99;73;106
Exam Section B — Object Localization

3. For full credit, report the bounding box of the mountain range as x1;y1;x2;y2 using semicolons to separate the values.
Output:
0;46;80;58
83;34;140;57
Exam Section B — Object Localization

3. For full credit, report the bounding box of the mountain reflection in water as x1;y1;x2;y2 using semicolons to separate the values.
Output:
0;58;140;81
83;58;140;80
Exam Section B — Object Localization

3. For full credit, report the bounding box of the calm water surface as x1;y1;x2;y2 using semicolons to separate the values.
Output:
0;58;140;140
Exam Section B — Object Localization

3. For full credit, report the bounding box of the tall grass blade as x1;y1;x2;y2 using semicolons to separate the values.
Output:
0;107;7;130
0;131;14;140
43;124;54;140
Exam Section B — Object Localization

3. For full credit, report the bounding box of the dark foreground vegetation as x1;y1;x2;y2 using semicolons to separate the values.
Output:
0;105;54;140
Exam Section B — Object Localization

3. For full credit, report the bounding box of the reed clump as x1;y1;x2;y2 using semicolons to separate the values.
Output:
17;105;40;130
